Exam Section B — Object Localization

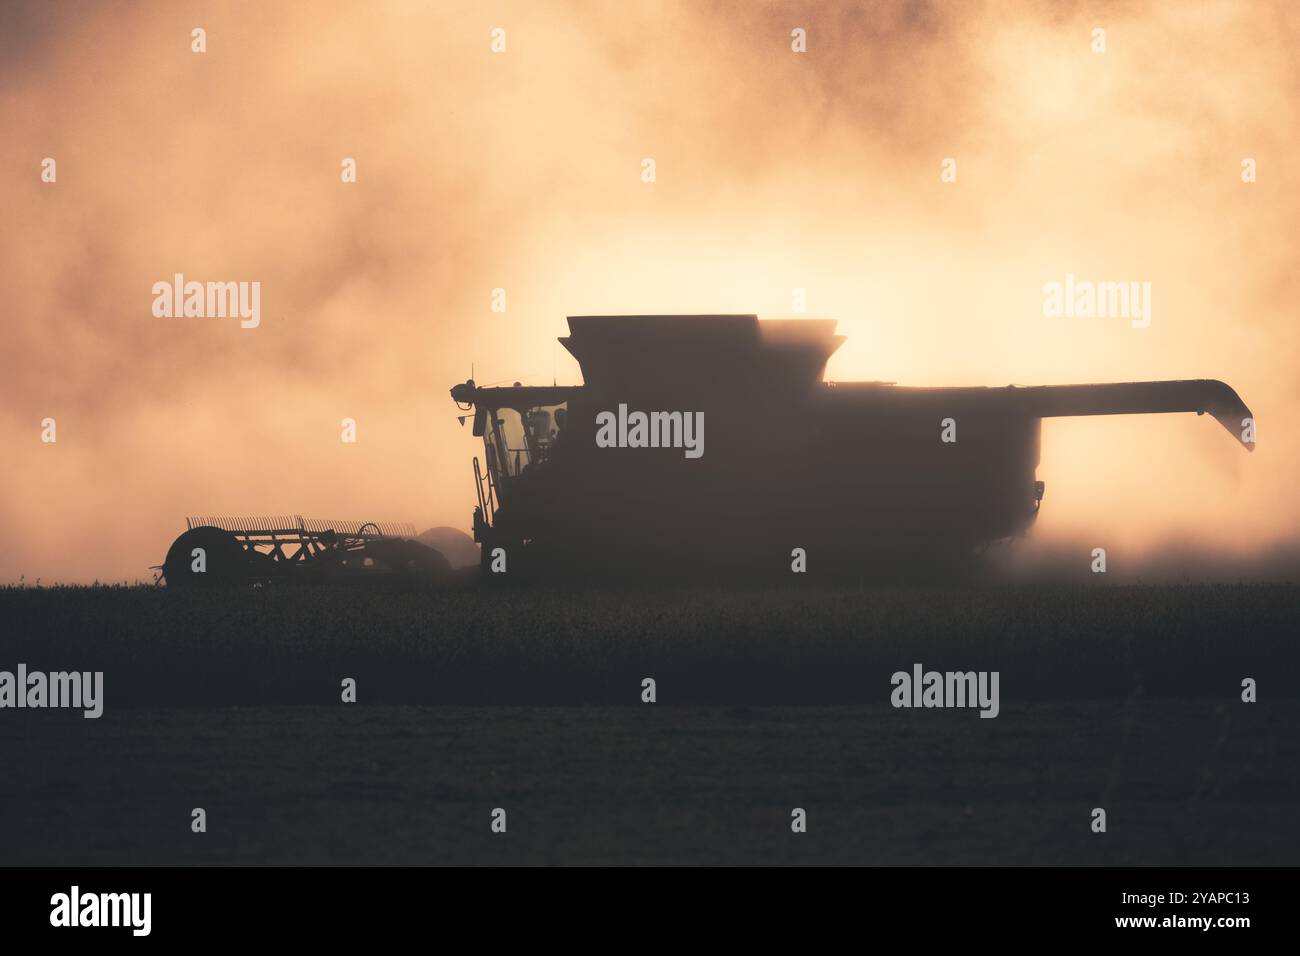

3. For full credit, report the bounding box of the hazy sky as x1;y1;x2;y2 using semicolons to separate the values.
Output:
2;0;1297;582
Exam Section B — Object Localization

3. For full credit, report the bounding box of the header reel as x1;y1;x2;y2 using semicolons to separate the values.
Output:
161;515;449;587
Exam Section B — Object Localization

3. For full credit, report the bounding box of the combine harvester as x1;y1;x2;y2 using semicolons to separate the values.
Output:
161;314;1254;585
449;315;1254;580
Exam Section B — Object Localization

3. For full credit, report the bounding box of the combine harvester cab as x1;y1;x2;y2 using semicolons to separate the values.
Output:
451;314;1254;580
160;516;450;587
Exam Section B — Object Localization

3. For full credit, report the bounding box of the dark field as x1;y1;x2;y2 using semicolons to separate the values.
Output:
3;582;1298;704
2;583;1298;865
2;702;1297;865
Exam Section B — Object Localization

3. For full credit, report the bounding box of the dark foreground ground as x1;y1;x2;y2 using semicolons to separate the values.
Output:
1;702;1296;865
1;583;1297;864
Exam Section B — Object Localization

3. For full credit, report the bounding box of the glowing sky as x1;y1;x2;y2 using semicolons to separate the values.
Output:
2;0;1297;582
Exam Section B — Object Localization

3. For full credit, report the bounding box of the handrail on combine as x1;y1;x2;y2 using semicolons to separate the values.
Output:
473;456;497;527
473;458;487;520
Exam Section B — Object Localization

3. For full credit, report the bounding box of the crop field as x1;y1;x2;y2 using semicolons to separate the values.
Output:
2;583;1298;864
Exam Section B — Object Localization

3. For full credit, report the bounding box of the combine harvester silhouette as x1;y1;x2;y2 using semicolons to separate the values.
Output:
161;315;1254;584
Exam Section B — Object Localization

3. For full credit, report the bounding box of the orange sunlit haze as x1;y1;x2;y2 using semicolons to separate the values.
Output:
2;0;1298;582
